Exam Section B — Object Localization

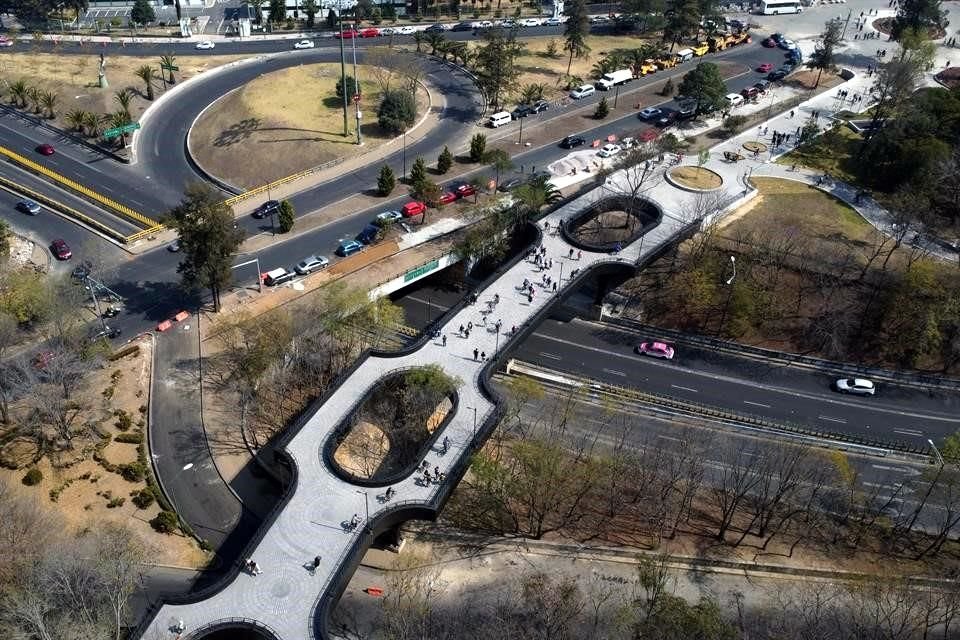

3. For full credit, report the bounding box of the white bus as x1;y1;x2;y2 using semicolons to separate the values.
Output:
761;0;802;14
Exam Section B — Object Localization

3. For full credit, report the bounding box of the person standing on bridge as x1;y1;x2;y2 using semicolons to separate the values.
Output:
313;556;321;569
473;348;479;361
442;334;447;346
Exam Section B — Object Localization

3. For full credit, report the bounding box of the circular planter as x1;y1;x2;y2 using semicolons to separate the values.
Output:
665;166;724;192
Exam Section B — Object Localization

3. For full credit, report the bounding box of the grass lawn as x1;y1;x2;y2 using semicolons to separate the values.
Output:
189;63;428;189
778;122;864;186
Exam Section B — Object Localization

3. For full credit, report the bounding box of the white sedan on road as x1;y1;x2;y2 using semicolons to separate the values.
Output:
195;40;215;50
294;39;315;49
395;25;416;35
598;143;622;158
835;378;877;396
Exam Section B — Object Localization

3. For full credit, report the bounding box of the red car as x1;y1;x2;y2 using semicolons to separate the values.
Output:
0;36;13;47
50;239;72;260
335;29;359;38
635;341;675;359
401;201;426;217
455;183;477;198
762;38;777;48
360;27;380;37
438;191;457;205
37;143;55;156
757;63;773;73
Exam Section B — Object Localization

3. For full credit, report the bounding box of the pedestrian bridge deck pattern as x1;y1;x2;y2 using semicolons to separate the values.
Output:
141;69;922;640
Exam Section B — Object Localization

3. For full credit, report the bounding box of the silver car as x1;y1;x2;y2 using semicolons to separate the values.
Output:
835;378;876;396
295;254;330;275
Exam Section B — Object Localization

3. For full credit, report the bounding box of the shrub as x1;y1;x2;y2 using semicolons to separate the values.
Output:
722;115;748;135
377;89;417;135
334;74;359;99
150;510;179;534
278;200;295;233
661;78;674;96
119;461;147;482
377;165;396;196
22;467;42;486
114;410;133;431
109;344;139;361
469;133;487;163
107;497;125;508
594;97;610;120
437;146;453;174
114;431;143;444
131;488;155;509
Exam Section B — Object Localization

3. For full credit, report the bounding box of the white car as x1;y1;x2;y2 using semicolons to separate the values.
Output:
294;39;315;49
380;27;396;35
570;84;595;99
598;143;622;158
519;18;542;27
396;25;416;35
195;40;215;50
545;17;564;26
0;36;13;47
477;20;493;28
780;38;797;50
725;93;744;107
835;378;876;396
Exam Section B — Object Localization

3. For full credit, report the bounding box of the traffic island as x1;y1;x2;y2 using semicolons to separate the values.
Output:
665;165;724;192
188;63;430;190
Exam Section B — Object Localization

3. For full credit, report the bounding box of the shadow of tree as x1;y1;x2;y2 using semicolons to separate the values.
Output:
214;118;263;148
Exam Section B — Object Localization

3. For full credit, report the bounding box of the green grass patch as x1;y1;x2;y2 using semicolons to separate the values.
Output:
779;125;863;185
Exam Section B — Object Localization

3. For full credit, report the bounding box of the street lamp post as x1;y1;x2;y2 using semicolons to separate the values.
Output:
718;255;736;335
337;3;349;137
929;439;946;467
518;115;524;146
466;405;477;439
614;84;621;109
355;490;370;532
350;26;362;146
402;129;407;181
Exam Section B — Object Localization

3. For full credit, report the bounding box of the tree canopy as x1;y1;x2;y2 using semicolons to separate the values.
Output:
377;89;417;135
677;62;728;115
473;28;524;110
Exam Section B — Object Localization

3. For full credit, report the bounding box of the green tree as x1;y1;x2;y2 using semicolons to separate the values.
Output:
65;109;86;131
301;0;318;26
594;96;610;119
563;0;590;76
134;64;157;101
410;179;442;212
663;0;703;49
0;219;9;259
469;132;487;162
893;0;947;39
409;156;428;186
413;31;426;53
806;18;843;88
130;0;156;24
510;174;561;229
326;7;337;28
721;114;747;135
38;90;57;119
113;89;132;121
336;74;359;100
377;164;396;196
485;148;512;188
160;53;177;84
8;80;28;108
425;31;446;55
277;200;294;233
107;110;131;146
520;83;546;104
437;146;453;174
268;0;285;23
677;62;728;115
377;89;417;134
168;184;245;312
474;28;523;109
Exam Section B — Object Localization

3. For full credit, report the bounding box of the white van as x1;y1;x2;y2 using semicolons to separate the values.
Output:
570;84;596;99
488;111;512;128
263;267;294;286
675;48;694;63
725;93;744;107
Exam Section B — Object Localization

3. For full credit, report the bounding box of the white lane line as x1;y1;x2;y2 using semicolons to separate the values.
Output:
539;352;561;360
670;384;698;393
818;415;847;424
893;428;924;437
658;435;681;442
603;368;626;377
872;464;923;477
743;400;771;408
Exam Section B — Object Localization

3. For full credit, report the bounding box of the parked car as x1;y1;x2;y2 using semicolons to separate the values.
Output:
497;176;524;192
778;38;797;50
519;17;542;27
16;199;40;214
676;101;697;119
167;239;181;252
768;69;788;81
834;378;877;396
455;183;477;198
451;22;474;31
754;80;771;93
438;191;458;205
656;108;679;127
50;239;72;260
37;143;55;156
295;255;329;275
424;23;446;33
635;341;675;359
336;240;363;257
195;40;215;49
263;267;295;286
545;17;563;26
395;26;416;35
762;37;777;48
741;86;760;100
639;107;663;120
757;62;774;73
531;100;549;113
570;84;596;99
0;36;13;47
379;27;396;35
512;104;534;119
402;201;426;217
252;199;280;219
770;32;786;44
375;210;403;224
598;143;622;158
725;93;744;107
89;325;121;341
335;29;359;38
293;39;315;48
359;27;380;37
560;135;586;148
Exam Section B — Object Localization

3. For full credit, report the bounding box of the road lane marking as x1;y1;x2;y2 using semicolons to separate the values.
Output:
818;415;847;423
872;464;923;477
658;435;681;442
538;352;560;360
670;384;698;393
603;368;626;377
743;400;771;408
893;428;924;437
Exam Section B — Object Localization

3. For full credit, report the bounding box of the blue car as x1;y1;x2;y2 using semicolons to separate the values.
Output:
336;240;363;257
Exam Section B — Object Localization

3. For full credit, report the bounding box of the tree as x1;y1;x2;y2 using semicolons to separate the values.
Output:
563;0;590;75
485;148;512;188
160;53;177;84
112;88;132;121
722;114;747;135
377;89;417;134
469;132;487;162
38;90;57;119
277;200;294;233
130;0;155;24
425;31;446;55
377;164;396;196
806;18;843;88
134;64;157;101
663;0;703;49
473;28;523;110
107;110;132;146
409;156;428;186
0;219;9;259
268;0;285;23
8;80;28;108
168;183;245;311
335;74;359;99
661;77;675;96
301;0;317;26
677;62;728;115
326;7;337;28
65;108;86;131
520;83;546;103
594;96;610;119
892;0;947;39
437;146;453;174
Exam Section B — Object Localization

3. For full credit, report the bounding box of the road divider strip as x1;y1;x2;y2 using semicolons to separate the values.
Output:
0;145;161;228
0;174;129;243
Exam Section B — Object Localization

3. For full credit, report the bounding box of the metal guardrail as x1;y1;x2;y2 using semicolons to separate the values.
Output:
0;145;160;227
125;224;166;244
605;318;960;391
186;617;281;640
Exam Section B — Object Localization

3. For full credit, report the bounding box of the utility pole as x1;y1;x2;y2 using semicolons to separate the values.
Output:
350;27;362;145
338;2;349;137
840;9;852;40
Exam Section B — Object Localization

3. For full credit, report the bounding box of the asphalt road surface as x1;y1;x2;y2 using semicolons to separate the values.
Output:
512;317;960;446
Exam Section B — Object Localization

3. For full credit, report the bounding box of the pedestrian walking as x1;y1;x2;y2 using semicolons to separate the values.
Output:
467;321;473;331
552;281;557;292
434;466;440;478
763;126;768;135
386;486;395;500
528;292;533;303
569;248;574;259
790;109;795;118
442;436;449;453
544;220;550;231
424;469;432;482
481;315;487;326
442;334;447;346
473;348;478;361
313;556;321;569
511;325;517;334
577;250;582;260
494;293;500;304
481;351;487;361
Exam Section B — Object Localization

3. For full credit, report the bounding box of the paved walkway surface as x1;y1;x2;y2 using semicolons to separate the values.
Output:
142;42;958;639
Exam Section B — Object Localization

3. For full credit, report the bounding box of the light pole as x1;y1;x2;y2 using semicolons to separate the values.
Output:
929;439;945;467
350;26;362;146
355;490;370;531
197;307;204;425
518;114;524;146
466;405;477;439
402;129;407;180
718;255;736;335
337;2;349;137
725;255;736;285
614;83;620;109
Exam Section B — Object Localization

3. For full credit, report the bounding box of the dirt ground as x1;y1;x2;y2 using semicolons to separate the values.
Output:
189;63;429;189
573;210;639;245
669;165;723;189
0;336;208;568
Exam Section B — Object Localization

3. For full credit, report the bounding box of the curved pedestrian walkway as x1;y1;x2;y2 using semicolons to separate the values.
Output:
138;67;946;640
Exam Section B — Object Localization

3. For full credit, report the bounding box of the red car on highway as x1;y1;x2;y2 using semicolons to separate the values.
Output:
635;341;675;359
360;27;380;37
37;143;55;156
335;29;359;38
50;239;72;260
401;201;426;217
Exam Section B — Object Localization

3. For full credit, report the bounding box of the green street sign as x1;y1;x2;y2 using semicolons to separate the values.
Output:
404;259;439;283
103;122;141;139
160;63;179;71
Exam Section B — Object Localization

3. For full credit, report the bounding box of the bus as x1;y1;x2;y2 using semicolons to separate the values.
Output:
760;0;802;14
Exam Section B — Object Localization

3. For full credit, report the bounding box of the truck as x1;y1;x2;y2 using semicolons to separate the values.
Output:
640;59;659;75
692;42;710;56
708;33;731;52
656;53;677;69
675;48;695;63
597;68;634;90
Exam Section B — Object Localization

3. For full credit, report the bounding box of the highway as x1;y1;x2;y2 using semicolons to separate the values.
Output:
511;317;960;446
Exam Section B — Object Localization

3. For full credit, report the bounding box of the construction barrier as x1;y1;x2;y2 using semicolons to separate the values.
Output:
0;145;160;228
156;320;173;332
365;587;383;596
174;311;190;322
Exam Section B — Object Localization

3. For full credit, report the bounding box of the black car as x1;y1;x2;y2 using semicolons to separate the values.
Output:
497;177;524;192
754;80;771;93
424;23;446;33
768;69;788;81
451;21;473;31
560;135;586;149
511;105;534;119
253;199;280;219
531;100;549;113
655;108;679;127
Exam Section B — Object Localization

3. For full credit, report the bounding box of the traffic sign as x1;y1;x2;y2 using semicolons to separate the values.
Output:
160;63;179;71
103;122;141;139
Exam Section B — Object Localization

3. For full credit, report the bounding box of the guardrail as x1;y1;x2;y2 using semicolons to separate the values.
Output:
0;174;129;243
124;224;166;244
0;145;160;228
604;318;960;391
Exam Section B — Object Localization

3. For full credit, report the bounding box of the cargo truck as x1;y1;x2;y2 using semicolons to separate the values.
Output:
597;68;634;90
